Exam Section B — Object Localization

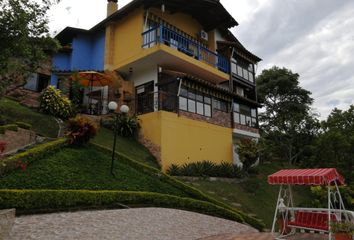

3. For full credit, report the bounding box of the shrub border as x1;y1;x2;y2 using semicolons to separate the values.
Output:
0;189;246;225
0;124;18;134
15;122;32;130
91;143;265;230
0;138;68;176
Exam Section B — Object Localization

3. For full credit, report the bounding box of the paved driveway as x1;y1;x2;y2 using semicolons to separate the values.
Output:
10;208;257;240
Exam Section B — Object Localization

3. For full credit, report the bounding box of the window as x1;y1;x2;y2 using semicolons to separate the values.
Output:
196;102;204;115
179;97;187;111
213;98;229;112
143;19;158;48
233;102;257;127
188;99;196;113
231;57;255;83
178;86;212;117
236;87;244;97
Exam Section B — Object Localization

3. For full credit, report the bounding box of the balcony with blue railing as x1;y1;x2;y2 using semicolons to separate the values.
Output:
142;25;230;74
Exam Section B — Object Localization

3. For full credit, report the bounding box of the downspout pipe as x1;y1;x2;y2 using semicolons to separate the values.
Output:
230;47;235;129
177;77;183;117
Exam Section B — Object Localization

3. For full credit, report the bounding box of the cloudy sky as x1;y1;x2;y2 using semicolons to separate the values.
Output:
48;0;354;119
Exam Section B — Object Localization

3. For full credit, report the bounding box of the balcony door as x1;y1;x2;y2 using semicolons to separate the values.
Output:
136;81;154;115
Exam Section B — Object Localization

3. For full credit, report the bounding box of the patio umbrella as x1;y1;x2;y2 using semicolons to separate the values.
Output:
71;71;114;115
75;71;113;87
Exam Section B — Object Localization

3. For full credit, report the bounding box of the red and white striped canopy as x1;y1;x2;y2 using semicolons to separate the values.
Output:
268;168;345;186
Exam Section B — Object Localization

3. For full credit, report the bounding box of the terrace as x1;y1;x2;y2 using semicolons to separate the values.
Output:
142;25;230;74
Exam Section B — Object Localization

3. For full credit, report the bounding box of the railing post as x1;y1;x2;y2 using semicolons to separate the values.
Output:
197;45;200;60
159;25;163;44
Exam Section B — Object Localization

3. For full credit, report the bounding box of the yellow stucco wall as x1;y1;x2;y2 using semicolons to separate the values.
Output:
112;8;144;68
150;8;201;39
138;112;162;146
139;111;233;172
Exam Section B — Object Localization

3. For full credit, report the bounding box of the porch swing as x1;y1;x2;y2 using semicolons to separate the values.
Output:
268;168;354;239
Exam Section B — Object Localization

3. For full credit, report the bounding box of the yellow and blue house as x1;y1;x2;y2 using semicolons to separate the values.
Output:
51;0;262;172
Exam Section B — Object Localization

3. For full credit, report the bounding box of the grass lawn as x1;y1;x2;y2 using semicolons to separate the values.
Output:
183;162;313;228
0;98;58;138
0;146;186;197
92;127;159;168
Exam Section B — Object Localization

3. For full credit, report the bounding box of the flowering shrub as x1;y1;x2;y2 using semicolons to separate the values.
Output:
39;86;75;119
66;116;98;145
15;160;27;171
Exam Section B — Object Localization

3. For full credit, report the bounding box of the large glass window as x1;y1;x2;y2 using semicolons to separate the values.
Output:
231;58;255;83
179;86;212;117
233;103;257;127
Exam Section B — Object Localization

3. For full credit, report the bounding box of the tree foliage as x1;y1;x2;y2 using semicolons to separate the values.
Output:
257;66;319;164
237;138;260;172
0;0;60;97
310;105;354;180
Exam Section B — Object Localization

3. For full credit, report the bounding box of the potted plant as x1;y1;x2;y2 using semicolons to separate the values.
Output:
331;221;354;240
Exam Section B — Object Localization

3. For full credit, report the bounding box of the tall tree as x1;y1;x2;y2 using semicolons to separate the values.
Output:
257;66;319;164
310;106;354;181
0;0;60;97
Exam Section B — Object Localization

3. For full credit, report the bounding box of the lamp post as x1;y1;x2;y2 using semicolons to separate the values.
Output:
108;101;129;176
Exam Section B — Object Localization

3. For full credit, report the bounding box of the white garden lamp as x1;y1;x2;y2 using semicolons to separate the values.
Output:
108;101;129;176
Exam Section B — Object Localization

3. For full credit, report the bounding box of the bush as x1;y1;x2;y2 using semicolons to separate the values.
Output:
102;115;139;138
15;122;32;130
0;108;7;125
0;124;18;134
166;161;243;178
91;142;265;231
311;185;354;210
331;221;354;234
0;189;245;224
0;138;67;176
166;164;181;176
66;116;98;145
237;139;260;173
39;86;75;119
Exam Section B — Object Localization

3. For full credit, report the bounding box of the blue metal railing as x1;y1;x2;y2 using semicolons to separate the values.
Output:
142;25;230;74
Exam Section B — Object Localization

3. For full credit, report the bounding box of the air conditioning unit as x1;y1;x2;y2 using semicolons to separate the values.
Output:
200;30;208;41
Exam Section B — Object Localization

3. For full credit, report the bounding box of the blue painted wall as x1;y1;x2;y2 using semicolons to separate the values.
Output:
51;30;105;86
50;74;58;87
71;34;92;70
91;30;105;71
53;52;71;71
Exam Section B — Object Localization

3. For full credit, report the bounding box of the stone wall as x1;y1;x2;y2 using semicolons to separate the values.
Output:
0;128;36;156
138;134;161;167
107;73;135;116
7;88;41;108
179;110;232;128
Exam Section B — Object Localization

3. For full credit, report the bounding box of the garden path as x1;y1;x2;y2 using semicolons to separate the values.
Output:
10;208;257;240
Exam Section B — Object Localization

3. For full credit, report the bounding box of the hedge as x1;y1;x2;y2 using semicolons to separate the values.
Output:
91;143;265;230
0;124;18;134
0;138;68;176
15;122;32;130
0;122;32;134
0;189;248;225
